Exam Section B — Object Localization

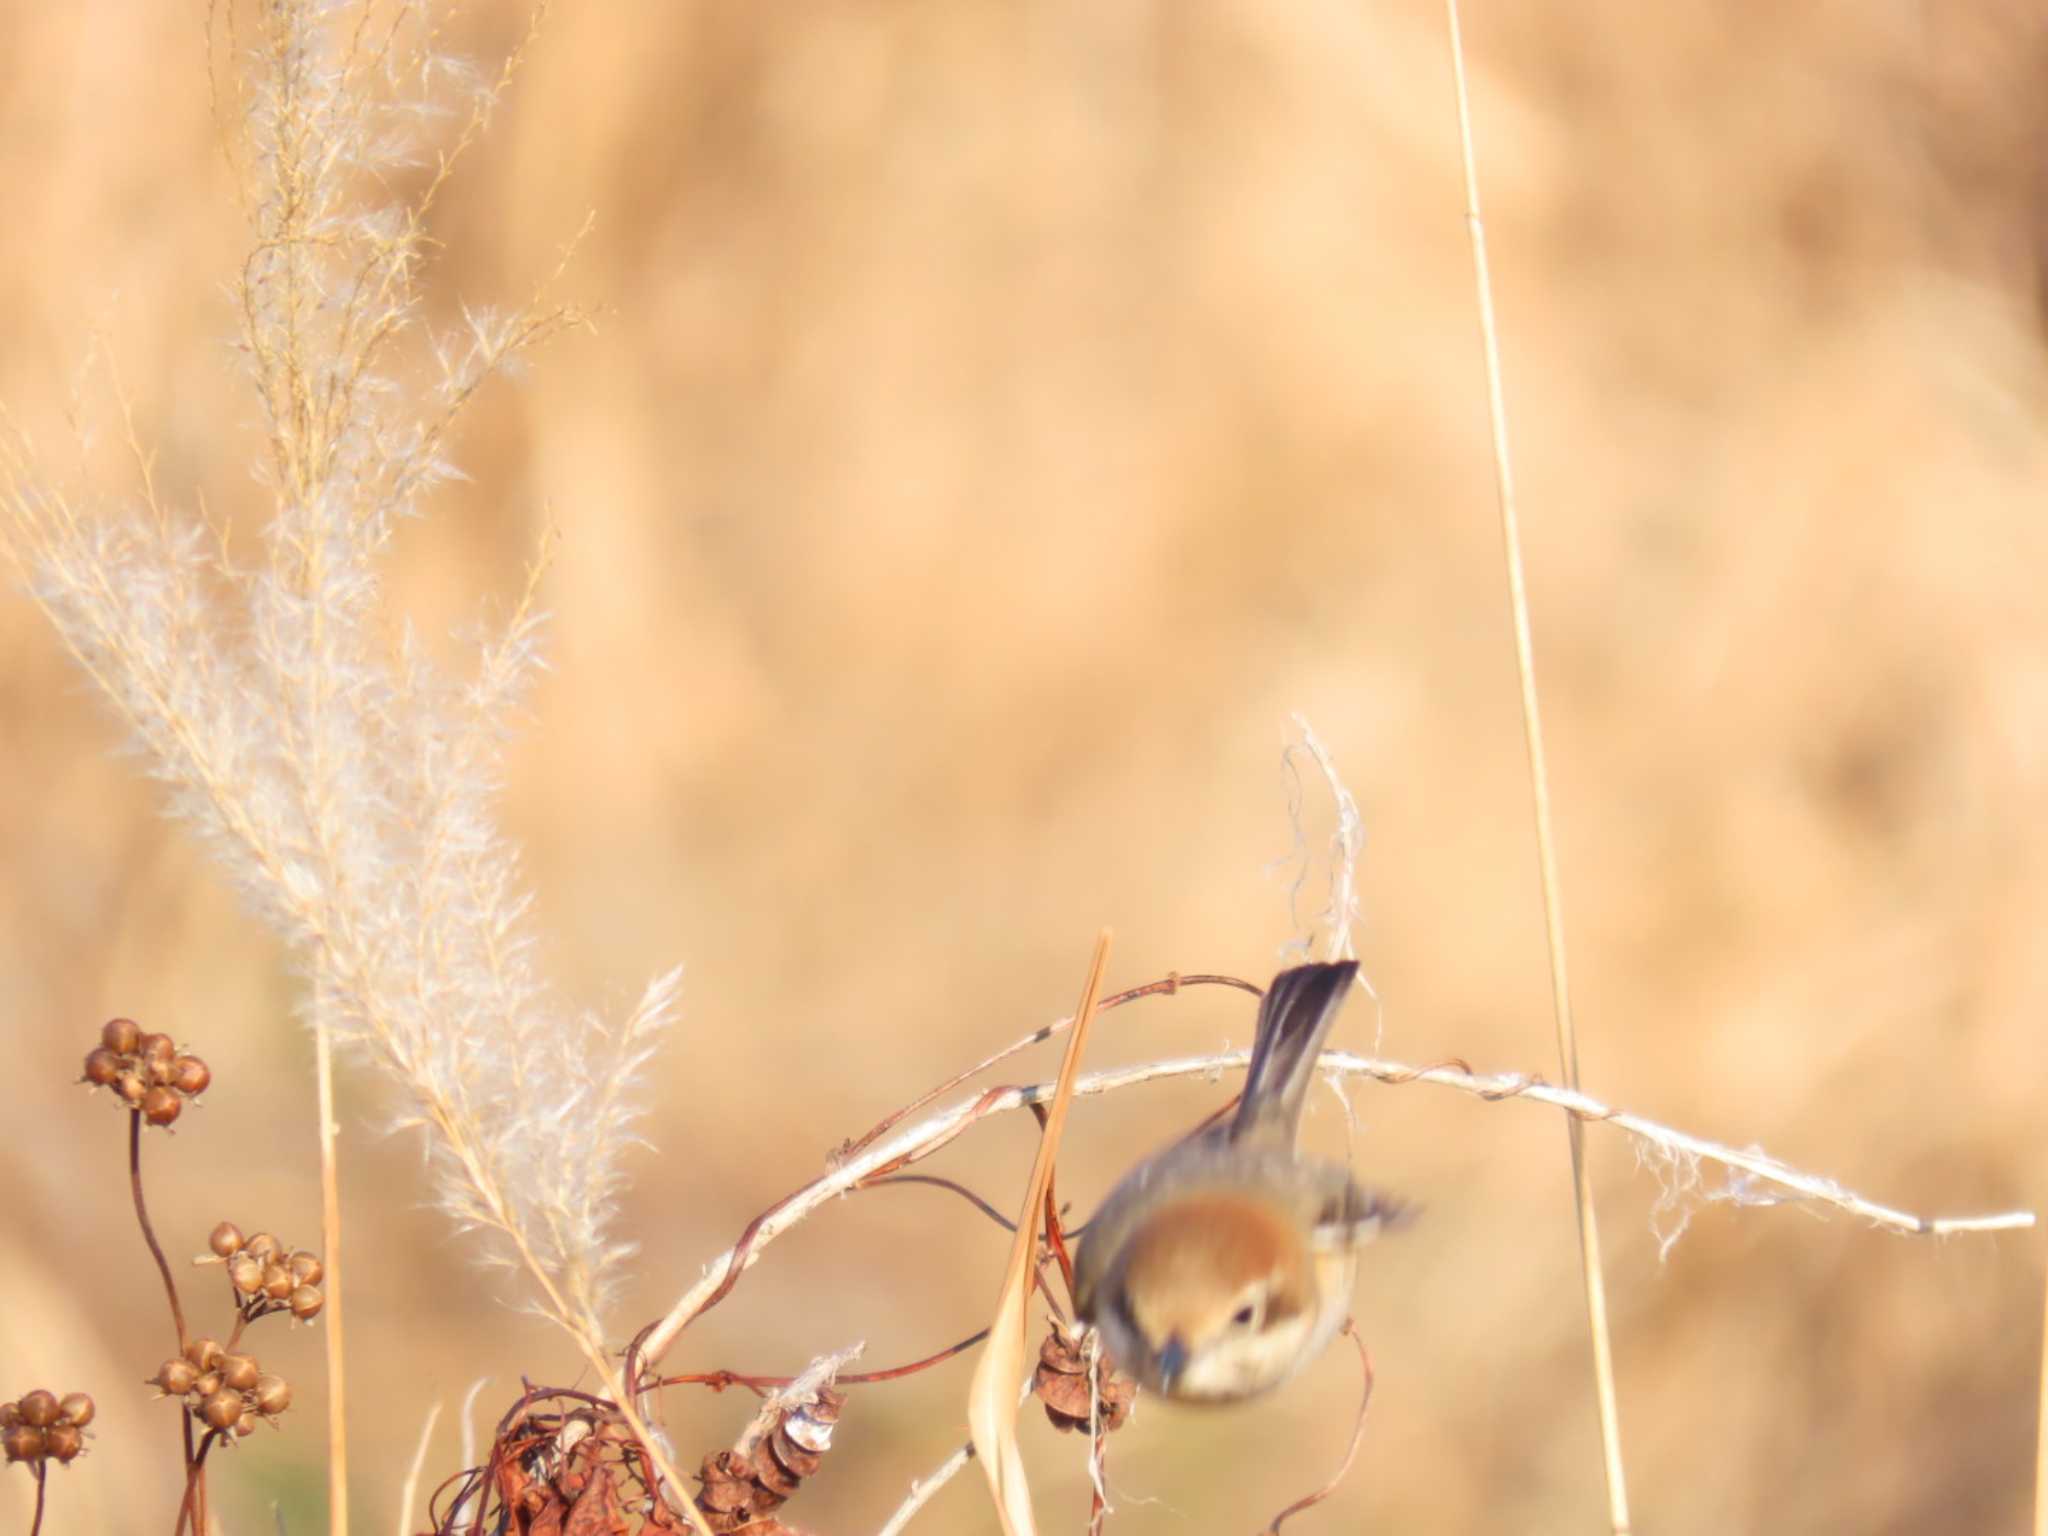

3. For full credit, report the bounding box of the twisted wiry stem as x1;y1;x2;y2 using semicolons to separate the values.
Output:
130;1107;207;1532
128;1109;187;1349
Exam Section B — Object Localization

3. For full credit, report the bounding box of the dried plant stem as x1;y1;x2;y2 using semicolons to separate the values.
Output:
398;1398;444;1536
841;1038;2026;1536
27;1465;44;1536
657;1327;991;1394
1258;1323;1374;1536
1084;1334;1109;1536
877;1437;977;1536
638;978;1249;1377
1441;0;1631;1527
313;993;349;1536
129;1105;209;1532
608;1371;717;1536
968;930;1111;1536
649;1033;2031;1390
838;973;1260;1164
175;1430;220;1536
2036;1264;2048;1536
875;1379;1036;1536
128;1109;188;1349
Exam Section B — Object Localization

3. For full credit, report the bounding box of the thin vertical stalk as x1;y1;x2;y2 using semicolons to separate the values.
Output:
2035;1247;2048;1536
1440;1;1631;1530
313;988;350;1536
174;1431;218;1536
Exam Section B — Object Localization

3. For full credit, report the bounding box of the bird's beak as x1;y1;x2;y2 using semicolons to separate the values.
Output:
1155;1334;1189;1392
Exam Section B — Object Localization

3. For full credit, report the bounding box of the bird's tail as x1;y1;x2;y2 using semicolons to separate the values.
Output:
1230;960;1360;1147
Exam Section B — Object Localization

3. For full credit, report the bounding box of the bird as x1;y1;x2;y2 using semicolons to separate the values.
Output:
1072;961;1403;1402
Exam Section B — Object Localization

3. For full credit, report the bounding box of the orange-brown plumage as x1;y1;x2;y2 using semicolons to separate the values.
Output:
1130;1187;1302;1310
1073;961;1407;1401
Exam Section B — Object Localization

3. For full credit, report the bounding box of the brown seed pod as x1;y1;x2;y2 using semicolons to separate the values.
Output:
696;1450;775;1527
171;1056;211;1096
288;1285;325;1321
287;1251;323;1286
1033;1329;1134;1435
101;1017;142;1055
748;1435;801;1501
1;1424;44;1464
0;1402;19;1429
694;1387;847;1532
83;1047;124;1087
137;1032;176;1065
253;1376;291;1417
184;1336;225;1371
153;1359;200;1396
58;1393;94;1428
783;1390;843;1452
262;1265;294;1301
142;1086;183;1126
192;1372;223;1401
209;1221;246;1258
243;1232;282;1263
233;1416;257;1438
43;1422;83;1463
228;1254;264;1296
219;1354;260;1393
115;1071;148;1106
200;1389;243;1431
769;1424;822;1481
145;1052;177;1086
17;1390;59;1429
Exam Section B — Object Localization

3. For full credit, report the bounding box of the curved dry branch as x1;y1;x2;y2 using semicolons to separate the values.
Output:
642;1036;2033;1387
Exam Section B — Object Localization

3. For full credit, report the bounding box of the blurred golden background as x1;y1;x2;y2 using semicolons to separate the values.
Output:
5;1;2048;1530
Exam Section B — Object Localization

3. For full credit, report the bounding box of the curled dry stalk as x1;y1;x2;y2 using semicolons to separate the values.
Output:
645;973;2031;1399
626;968;2030;1535
128;1111;189;1353
633;974;1265;1386
1256;1323;1374;1536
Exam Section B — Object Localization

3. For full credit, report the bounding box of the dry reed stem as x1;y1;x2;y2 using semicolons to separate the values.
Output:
2037;1264;2048;1536
1440;0;1631;1526
314;988;348;1536
397;1397;443;1536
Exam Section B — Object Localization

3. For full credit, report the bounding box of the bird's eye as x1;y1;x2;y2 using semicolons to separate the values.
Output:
1230;1303;1258;1328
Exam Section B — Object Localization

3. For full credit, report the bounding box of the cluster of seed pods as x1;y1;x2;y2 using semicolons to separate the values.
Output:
80;1018;211;1127
203;1223;325;1325
148;1339;290;1441
1;1390;95;1466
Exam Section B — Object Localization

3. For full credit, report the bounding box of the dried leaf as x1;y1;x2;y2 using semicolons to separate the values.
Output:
968;930;1111;1536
